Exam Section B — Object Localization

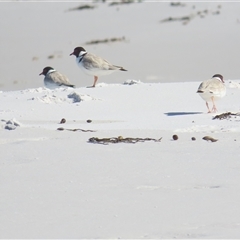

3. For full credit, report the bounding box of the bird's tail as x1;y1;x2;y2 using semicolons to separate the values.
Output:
113;65;127;71
61;84;75;88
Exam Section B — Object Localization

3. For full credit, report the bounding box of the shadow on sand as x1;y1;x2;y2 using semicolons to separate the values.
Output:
164;112;203;116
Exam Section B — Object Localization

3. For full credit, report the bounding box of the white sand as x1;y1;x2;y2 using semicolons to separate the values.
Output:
1;79;240;238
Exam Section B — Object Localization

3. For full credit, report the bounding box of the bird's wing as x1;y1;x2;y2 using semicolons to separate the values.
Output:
49;71;72;85
83;53;120;71
197;79;225;94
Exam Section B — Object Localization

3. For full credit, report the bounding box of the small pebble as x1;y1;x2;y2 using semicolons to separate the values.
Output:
86;119;92;123
60;118;66;124
172;134;178;140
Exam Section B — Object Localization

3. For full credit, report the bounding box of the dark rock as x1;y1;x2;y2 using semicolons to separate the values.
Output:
60;118;66;124
172;134;178;140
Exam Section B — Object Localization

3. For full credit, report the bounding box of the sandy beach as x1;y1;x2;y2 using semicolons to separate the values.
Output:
1;1;240;239
1;79;240;238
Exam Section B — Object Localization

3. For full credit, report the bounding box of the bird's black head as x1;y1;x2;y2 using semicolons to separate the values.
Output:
39;66;54;76
70;47;87;57
212;74;224;83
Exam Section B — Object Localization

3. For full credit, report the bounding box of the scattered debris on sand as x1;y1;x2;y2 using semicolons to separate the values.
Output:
109;0;137;6
202;136;218;142
1;118;21;130
212;112;240;120
57;127;96;132
170;2;186;7
160;15;194;25
59;118;66;124
123;79;142;85
68;5;96;11
47;51;63;60
172;134;178;140
88;136;162;144
161;8;221;25
85;37;126;45
68;92;82;103
68;92;98;103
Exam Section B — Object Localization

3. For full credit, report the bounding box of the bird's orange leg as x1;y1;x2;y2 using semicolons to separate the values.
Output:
206;102;211;113
93;76;98;87
211;97;217;112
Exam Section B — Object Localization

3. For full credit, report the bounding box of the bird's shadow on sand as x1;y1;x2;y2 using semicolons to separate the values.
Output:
164;112;203;116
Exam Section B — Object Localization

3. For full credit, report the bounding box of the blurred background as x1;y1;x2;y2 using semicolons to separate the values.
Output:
1;0;240;91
